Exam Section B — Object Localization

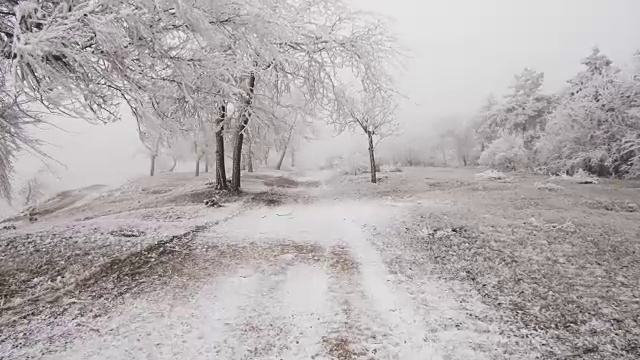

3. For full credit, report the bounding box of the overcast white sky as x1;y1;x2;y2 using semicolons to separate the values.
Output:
10;0;640;198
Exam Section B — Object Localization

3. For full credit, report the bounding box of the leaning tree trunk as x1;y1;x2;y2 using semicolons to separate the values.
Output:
215;104;228;190
276;145;287;170
168;156;177;172
149;154;157;177
231;72;256;192
367;131;377;184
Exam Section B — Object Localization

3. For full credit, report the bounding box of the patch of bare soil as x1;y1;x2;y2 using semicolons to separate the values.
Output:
0;226;206;333
399;173;640;359
164;187;244;205
263;176;321;188
247;189;314;206
327;244;358;276
322;336;363;360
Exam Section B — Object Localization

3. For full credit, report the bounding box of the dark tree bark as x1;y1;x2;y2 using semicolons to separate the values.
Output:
195;156;201;177
215;104;228;190
367;131;377;184
231;72;256;192
276;145;287;170
462;155;468;167
150;154;157;177
291;148;295;168
204;156;209;173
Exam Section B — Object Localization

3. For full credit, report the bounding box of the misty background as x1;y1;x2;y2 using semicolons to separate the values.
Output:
7;0;640;210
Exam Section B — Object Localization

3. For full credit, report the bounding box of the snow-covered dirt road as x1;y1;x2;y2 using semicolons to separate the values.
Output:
5;168;639;359
42;197;512;360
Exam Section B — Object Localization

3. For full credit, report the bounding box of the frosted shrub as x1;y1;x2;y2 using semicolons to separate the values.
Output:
478;135;529;171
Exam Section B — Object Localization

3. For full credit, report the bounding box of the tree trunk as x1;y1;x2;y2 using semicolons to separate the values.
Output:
231;72;256;192
215;104;228;190
367;132;377;184
441;148;447;166
23;183;32;206
150;154;157;176
195;156;201;177
205;156;209;173
263;147;270;165
290;148;295;168
168;156;177;172
462;155;468;167
247;141;254;173
276;145;287;170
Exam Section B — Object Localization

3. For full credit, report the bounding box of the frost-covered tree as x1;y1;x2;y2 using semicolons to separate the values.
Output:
502;68;555;147
474;94;503;152
0;65;45;202
537;48;640;177
3;0;399;193
222;0;399;191
474;68;556;171
338;89;398;183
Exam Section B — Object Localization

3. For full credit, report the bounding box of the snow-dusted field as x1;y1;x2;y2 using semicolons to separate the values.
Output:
1;167;639;359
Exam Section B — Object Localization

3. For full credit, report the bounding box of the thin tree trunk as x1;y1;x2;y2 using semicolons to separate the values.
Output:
290;148;295;168
150;154;157;176
462;155;468;167
276;145;287;170
23;183;32;206
215;104;228;190
247;138;254;173
168;156;177;172
367;132;377;184
195;156;201;177
231;72;256;192
263;147;270;165
205;156;209;173
441;148;447;166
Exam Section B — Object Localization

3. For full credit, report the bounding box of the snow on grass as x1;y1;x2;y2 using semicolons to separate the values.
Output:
552;169;599;184
474;169;510;181
534;181;565;192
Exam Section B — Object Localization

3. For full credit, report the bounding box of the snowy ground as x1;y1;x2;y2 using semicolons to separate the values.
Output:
1;167;639;359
